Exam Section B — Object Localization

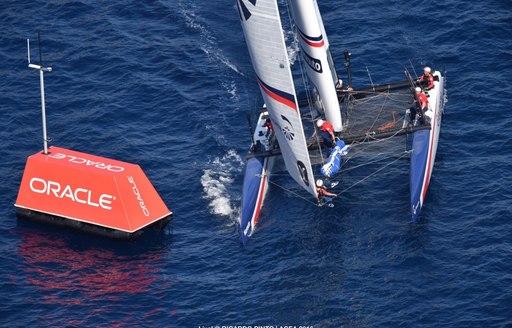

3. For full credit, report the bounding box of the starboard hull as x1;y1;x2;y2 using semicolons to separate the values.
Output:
410;71;445;222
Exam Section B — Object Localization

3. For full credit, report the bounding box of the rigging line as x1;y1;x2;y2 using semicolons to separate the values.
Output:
347;143;403;160
349;92;409;110
267;178;318;205
349;89;412;103
340;150;408;173
409;59;420;80
365;65;375;89
366;126;406;142
340;146;383;170
335;151;409;195
367;93;390;131
341;89;355;126
343;131;409;165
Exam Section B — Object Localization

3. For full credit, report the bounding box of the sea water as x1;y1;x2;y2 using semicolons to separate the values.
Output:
0;0;511;326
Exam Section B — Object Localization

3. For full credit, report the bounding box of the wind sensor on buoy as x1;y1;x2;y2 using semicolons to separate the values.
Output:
15;35;173;239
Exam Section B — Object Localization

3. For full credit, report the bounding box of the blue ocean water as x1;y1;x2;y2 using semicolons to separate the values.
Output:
1;0;511;326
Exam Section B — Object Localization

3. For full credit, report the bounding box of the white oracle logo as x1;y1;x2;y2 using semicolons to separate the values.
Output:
127;176;150;216
49;153;125;172
29;177;114;210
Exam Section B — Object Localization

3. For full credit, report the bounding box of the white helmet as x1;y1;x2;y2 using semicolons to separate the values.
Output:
316;179;324;187
316;119;324;127
337;79;343;87
415;87;422;93
424;66;431;73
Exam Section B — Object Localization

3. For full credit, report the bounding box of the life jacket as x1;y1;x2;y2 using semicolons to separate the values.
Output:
316;186;329;200
417;92;429;109
320;121;334;133
264;120;273;132
420;73;435;89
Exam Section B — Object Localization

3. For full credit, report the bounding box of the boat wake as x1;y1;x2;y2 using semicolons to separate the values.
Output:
200;150;244;224
179;0;244;76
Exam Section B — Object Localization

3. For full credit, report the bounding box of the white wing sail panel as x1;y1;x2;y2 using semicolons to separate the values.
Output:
237;0;317;197
288;0;343;132
313;0;339;85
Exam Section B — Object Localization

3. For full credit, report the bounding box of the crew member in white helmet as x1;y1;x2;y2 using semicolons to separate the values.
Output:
316;179;337;205
415;87;429;111
335;79;353;91
419;66;435;90
316;119;336;147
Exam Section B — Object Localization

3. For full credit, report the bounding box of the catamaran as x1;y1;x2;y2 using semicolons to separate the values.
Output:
237;0;445;245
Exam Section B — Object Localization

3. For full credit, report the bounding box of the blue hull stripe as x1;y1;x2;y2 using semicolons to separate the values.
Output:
240;156;268;245
410;129;431;222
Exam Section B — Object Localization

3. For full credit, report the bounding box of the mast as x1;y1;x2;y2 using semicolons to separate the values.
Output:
288;0;343;132
344;49;353;89
27;36;52;155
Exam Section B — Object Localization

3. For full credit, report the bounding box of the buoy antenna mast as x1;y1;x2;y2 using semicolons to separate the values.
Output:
27;33;52;155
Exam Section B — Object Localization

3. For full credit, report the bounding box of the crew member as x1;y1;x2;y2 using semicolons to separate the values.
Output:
415;87;429;111
316;119;336;147
419;66;435;90
263;118;274;138
251;140;263;152
412;86;430;124
335;79;353;91
316;179;337;205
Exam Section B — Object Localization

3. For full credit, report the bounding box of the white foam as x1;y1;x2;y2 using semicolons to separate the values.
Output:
200;150;244;223
222;81;239;101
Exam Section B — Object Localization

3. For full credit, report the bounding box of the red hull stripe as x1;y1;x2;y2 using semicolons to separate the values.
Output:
421;110;438;202
252;157;269;226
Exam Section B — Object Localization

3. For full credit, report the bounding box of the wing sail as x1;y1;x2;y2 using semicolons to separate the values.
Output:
288;0;343;131
238;0;317;197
